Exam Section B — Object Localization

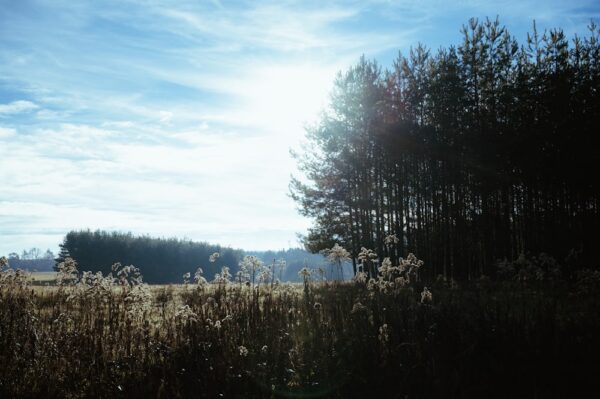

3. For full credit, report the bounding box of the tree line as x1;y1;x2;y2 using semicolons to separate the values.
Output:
56;230;244;284
291;18;600;280
53;230;335;284
246;248;351;282
5;248;55;271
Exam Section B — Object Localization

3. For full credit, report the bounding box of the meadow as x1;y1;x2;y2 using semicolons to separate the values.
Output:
0;254;599;398
29;271;58;284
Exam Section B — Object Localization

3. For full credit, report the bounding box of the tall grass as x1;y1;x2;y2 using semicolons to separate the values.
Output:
0;254;598;398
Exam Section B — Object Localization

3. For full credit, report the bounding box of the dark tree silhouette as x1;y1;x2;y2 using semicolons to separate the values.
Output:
292;18;600;280
58;230;244;284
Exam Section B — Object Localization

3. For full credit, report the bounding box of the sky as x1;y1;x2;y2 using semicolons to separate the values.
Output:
1;0;598;255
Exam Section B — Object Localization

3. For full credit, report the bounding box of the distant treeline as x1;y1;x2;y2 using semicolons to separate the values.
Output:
292;18;600;279
247;248;351;282
55;230;335;284
57;230;243;284
5;249;55;271
7;258;54;272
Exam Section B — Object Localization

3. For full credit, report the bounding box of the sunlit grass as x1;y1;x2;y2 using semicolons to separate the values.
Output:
29;271;57;283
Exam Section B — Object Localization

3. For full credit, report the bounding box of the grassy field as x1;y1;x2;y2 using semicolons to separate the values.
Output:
1;259;599;398
29;271;57;283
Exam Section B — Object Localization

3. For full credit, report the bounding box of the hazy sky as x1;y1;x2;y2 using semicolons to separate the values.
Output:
1;0;598;254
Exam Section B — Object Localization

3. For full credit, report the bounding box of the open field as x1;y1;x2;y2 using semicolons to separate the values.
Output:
1;260;599;398
29;271;57;283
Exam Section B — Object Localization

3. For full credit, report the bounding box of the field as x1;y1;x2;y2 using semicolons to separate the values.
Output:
30;271;58;284
1;259;599;398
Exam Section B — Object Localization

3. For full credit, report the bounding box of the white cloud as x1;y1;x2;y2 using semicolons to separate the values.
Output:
0;127;16;138
35;109;64;120
0;100;39;116
159;5;360;52
0;119;308;254
158;110;173;124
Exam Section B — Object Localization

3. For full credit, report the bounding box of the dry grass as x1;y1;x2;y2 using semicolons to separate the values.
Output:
29;271;58;283
0;255;599;398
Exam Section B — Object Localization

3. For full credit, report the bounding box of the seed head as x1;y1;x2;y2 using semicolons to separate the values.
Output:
421;287;433;303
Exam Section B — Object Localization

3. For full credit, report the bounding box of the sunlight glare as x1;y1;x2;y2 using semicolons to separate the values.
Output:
242;64;336;134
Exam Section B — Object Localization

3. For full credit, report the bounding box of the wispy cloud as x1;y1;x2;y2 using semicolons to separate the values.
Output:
0;127;16;138
0;100;39;116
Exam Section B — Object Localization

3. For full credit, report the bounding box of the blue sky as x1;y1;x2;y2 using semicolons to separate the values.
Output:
1;0;598;255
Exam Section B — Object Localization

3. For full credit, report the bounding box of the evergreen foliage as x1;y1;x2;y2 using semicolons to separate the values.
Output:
291;18;600;279
59;230;244;284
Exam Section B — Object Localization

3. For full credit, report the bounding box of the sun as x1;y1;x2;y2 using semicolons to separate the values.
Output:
241;63;337;134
